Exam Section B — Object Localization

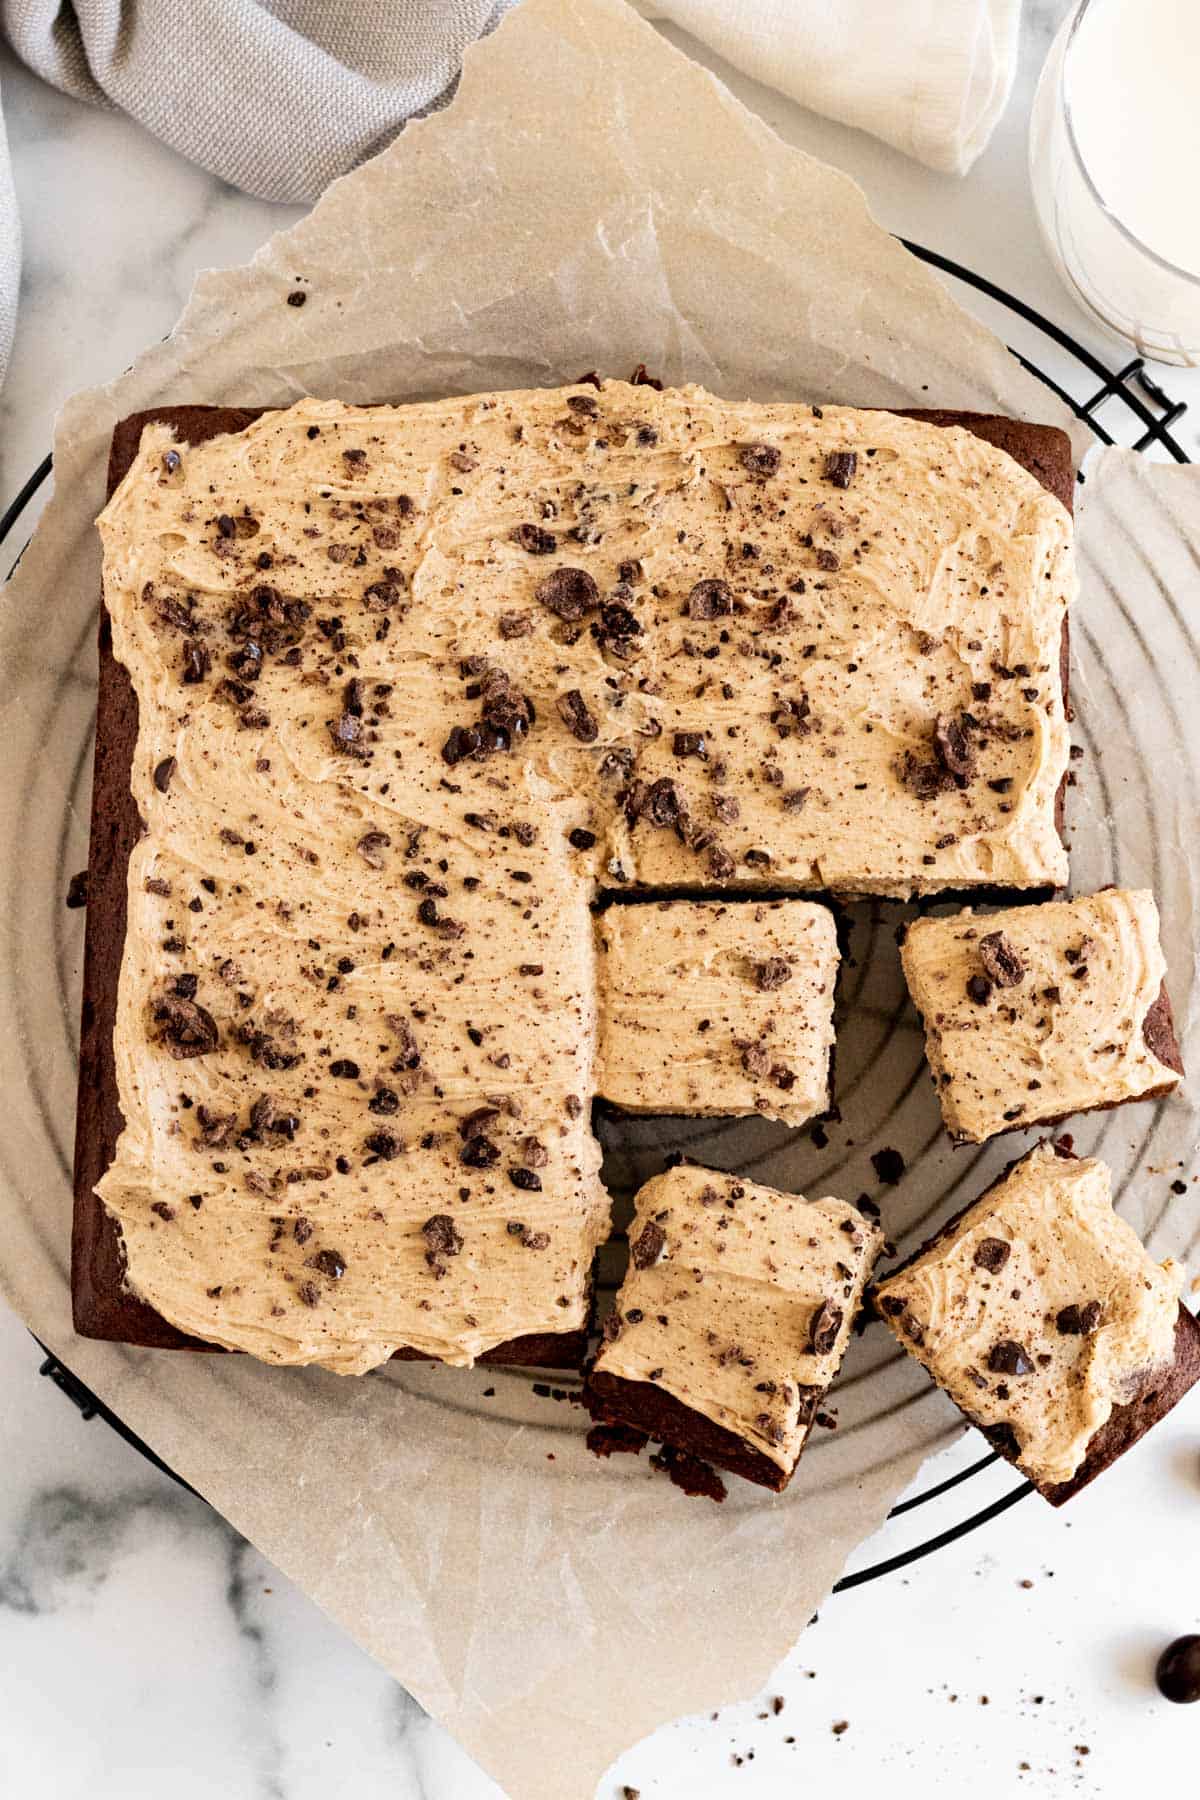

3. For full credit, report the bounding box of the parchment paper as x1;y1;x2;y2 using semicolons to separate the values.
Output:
0;2;1197;1796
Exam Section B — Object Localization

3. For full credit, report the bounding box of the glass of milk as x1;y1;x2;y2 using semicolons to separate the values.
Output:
1029;0;1200;366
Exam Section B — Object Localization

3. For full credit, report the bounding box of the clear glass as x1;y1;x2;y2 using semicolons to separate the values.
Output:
1029;0;1200;366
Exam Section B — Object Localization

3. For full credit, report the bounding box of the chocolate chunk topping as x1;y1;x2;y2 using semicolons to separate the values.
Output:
966;974;993;1005
630;1220;666;1269
421;1214;463;1270
153;757;177;794
809;1299;844;1356
973;1238;1011;1272
364;1130;403;1160
672;730;706;760
328;1058;359;1079
568;827;596;850
368;1086;399;1116
738;442;781;478
686;578;733;620
153;993;220;1059
356;830;391;869
987;1339;1033;1376
442;724;483;766
509;1167;543;1191
535;566;600;622
823;450;858;489
931;712;974;787
181;640;211;685
1056;1301;1103;1336
460;1134;500;1169
979;930;1024;987
309;1248;346;1280
556;688;598;743
512;522;557;555
755;956;793;992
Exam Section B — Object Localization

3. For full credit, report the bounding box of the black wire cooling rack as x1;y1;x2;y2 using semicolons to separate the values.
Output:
11;242;1191;1596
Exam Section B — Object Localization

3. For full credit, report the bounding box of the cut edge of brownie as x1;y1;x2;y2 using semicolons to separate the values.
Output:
585;1365;820;1493
870;1139;1200;1503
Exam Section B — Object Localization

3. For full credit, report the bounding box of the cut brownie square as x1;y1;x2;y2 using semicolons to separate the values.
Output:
901;888;1183;1143
595;898;838;1126
586;1164;883;1492
873;1140;1200;1503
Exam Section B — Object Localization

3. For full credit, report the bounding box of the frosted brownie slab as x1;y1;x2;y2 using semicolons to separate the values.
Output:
586;1165;883;1491
900;888;1183;1143
596;898;838;1126
874;1141;1199;1502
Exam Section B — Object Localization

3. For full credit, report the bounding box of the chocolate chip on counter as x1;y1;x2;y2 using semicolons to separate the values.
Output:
1156;1636;1200;1704
979;931;1025;987
686;578;733;620
823;450;858;488
512;522;557;554
973;1238;1011;1272
987;1339;1033;1376
755;956;793;992
65;870;89;910
966;973;993;1005
535;565;600;622
630;1220;666;1269
738;442;781;477
870;1147;905;1185
153;756;177;794
557;688;598;742
808;1299;844;1356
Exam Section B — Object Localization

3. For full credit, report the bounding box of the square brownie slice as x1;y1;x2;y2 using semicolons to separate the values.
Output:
595;898;838;1126
901;888;1183;1143
586;1164;883;1492
874;1140;1200;1503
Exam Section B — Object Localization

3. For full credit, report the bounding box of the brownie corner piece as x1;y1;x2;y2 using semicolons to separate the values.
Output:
900;887;1182;1144
585;1163;883;1493
874;1140;1197;1502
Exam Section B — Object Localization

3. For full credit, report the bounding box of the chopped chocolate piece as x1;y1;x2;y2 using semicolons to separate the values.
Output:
328;1058;360;1079
808;1300;844;1356
152;757;177;794
966;973;993;1005
568;827;596;850
442;723;483;766
356;830;391;869
421;1213;463;1259
631;1220;666;1269
368;1085;399;1116
987;1339;1033;1376
535;565;600;622
673;730;706;760
738;443;781;478
180;640;211;685
1055;1301;1102;1336
973;1238;1011;1273
979;931;1024;987
65;870;89;910
686;578;733;620
153;993;219;1059
309;1248;346;1280
557;688;599;743
460;1134;500;1169
509;1167;543;1191
755;956;793;992
823;450;858;488
870;1148;905;1186
933;711;975;786
512;522;557;554
498;610;534;639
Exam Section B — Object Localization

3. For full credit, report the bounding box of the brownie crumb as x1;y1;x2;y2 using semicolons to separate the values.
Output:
586;1422;648;1459
979;930;1024;987
870;1147;905;1185
738;443;781;478
650;1444;727;1503
65;870;89;910
631;1220;666;1269
823;450;857;488
557;688;599;743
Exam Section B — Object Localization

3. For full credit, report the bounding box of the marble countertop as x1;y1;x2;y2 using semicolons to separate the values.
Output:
2;5;1198;1797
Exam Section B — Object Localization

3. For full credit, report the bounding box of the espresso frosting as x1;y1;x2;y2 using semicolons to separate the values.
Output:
594;1166;883;1475
901;889;1180;1143
875;1144;1183;1486
95;384;1072;1370
596;899;838;1125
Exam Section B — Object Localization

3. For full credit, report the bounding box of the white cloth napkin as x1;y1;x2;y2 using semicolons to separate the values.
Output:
0;0;1022;393
643;0;1022;176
